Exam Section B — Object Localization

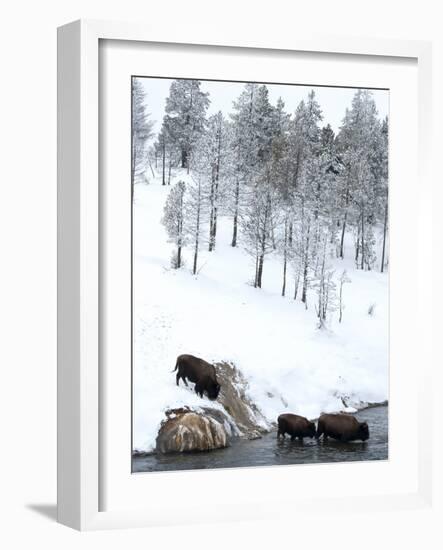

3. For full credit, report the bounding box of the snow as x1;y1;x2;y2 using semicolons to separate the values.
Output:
133;171;388;452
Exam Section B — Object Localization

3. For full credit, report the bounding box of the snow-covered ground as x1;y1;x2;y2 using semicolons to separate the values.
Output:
133;171;388;452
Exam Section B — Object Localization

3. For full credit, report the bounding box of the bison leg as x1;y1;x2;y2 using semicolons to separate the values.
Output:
277;430;284;439
176;372;180;386
182;375;189;386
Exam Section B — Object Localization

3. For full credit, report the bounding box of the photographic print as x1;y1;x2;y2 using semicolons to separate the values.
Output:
131;76;389;473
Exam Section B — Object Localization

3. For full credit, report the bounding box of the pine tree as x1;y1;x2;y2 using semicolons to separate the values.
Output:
161;181;187;268
184;168;210;276
198;112;229;251
336;90;384;269
229;83;262;247
164;80;210;171
132;79;154;196
233;84;281;287
378;117;389;272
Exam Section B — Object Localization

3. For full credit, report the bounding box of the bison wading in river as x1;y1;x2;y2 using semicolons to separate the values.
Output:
277;413;316;441
174;354;221;400
316;413;369;442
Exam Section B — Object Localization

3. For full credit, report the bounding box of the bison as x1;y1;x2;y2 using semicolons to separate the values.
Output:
277;413;316;441
173;354;221;400
316;413;369;442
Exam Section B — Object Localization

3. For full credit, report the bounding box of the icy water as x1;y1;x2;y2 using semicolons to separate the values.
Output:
132;405;388;473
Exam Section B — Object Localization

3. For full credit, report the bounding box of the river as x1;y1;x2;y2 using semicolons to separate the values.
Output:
132;405;388;473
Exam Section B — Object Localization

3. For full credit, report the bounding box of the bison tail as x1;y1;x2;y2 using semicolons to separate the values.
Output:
172;359;179;373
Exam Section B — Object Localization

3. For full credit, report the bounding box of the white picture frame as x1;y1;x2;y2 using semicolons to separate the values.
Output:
57;19;433;531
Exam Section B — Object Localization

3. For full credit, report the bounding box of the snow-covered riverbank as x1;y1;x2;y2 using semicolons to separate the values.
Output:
133;173;388;452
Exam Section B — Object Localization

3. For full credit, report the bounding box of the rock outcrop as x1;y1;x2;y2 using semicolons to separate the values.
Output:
214;361;271;438
155;362;273;454
156;409;228;453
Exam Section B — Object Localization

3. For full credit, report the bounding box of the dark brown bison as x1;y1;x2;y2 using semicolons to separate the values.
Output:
277;413;316;441
173;354;221;400
316;413;369;442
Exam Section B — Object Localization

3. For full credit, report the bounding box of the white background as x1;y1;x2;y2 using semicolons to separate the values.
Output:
101;39;418;513
0;1;441;549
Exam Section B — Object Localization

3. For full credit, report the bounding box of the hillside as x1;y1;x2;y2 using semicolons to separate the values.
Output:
133;172;388;452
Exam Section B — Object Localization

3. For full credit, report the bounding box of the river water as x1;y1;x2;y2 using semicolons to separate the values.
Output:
132;405;388;473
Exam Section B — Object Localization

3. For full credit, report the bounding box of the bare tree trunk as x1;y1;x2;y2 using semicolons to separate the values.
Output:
301;221;311;308
212;123;221;249
209;175;215;251
254;254;259;288
339;183;350;258
281;221;288;297
176;192;184;269
288;221;293;247
355;219;361;267
257;254;264;289
181;149;187;169
162;140;166;186
231;178;240;247
167;159;172;185
193;189;201;275
340;213;347;259
293;268;301;300
381;203;388;273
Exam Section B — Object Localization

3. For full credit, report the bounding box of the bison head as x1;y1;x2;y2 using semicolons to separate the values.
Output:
359;421;369;441
207;382;221;400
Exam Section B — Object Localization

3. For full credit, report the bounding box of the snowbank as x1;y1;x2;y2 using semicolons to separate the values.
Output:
133;173;388;452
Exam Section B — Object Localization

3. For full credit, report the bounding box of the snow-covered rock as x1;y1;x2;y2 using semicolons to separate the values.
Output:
214;361;272;438
156;409;228;453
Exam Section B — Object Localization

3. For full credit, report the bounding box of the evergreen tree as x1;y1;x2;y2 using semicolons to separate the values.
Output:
132;79;154;195
161;181;187;268
164;79;210;171
184;168;210;276
193;111;230;252
336;89;383;269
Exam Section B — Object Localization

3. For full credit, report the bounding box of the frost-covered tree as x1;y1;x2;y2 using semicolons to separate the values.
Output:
229;83;276;249
164;79;210;171
336;90;385;270
161;181;187;268
378;117;389;272
228;83;259;247
312;231;337;327
156;80;387;303
233;84;283;287
132;79;154;195
241;172;281;288
192;111;230;252
289;91;323;304
184;168;210;275
156;120;180;186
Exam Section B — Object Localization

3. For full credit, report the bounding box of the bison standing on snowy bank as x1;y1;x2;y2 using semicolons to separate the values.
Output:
174;354;221;400
316;413;369;442
277;413;316;441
